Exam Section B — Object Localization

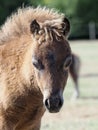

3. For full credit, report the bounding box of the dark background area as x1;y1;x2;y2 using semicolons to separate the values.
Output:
0;0;98;40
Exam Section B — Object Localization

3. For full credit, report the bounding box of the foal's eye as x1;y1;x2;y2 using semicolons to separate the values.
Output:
63;56;72;70
32;58;44;70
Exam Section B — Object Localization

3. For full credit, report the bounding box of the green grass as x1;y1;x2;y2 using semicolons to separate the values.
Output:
41;40;98;130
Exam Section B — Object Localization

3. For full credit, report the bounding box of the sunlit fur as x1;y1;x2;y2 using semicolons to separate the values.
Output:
0;7;71;130
0;6;64;44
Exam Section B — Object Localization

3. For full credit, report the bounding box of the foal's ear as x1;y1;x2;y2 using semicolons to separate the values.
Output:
30;19;40;34
62;17;70;37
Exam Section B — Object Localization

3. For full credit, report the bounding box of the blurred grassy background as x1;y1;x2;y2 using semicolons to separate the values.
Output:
41;40;98;130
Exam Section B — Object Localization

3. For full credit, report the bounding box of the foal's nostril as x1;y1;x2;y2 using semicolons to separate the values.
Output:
45;99;50;109
58;98;63;107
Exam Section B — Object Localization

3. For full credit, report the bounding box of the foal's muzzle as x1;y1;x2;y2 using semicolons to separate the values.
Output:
44;95;63;113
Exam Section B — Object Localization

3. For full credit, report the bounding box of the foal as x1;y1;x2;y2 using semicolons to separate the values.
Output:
0;7;71;130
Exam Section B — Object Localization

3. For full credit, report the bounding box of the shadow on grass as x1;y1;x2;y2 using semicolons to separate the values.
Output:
80;73;98;78
80;96;98;100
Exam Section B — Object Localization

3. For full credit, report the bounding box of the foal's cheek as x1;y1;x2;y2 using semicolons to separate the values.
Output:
35;71;45;92
62;72;68;90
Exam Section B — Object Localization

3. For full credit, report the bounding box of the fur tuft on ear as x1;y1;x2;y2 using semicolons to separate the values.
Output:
30;19;40;34
62;17;70;37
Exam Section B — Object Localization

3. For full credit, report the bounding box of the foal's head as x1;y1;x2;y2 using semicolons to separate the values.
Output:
30;18;72;113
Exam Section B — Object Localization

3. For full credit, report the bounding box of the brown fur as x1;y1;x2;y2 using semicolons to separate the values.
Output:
69;53;81;98
0;7;71;130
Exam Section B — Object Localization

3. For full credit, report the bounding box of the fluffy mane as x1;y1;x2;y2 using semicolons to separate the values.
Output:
0;6;64;44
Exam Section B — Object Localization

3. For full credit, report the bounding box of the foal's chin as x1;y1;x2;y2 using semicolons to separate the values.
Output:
46;107;62;113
